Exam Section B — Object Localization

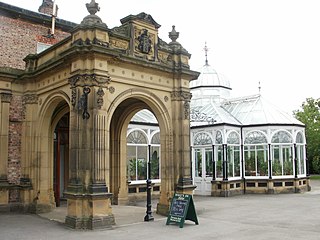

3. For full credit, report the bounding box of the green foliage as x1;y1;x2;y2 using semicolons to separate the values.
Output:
258;158;268;176
272;160;282;176
294;98;320;174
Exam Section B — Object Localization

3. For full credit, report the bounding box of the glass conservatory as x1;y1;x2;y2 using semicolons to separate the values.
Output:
126;48;310;198
190;54;310;197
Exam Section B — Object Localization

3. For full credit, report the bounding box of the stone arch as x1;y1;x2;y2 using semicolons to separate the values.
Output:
34;91;70;211
108;88;173;208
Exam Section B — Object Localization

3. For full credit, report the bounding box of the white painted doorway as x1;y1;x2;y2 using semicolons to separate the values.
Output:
193;147;213;195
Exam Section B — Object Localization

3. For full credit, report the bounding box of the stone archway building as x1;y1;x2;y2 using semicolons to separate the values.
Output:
0;1;199;229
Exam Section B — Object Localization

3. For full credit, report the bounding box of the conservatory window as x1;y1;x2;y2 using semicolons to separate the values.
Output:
150;132;160;180
244;131;268;177
193;133;213;178
194;132;213;146
215;131;223;178
296;132;305;175
271;131;293;176
227;132;241;178
215;145;223;178
127;130;148;181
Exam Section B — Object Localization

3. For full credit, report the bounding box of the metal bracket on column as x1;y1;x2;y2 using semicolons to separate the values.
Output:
78;86;91;120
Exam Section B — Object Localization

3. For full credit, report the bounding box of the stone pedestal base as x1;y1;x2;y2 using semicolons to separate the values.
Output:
156;202;169;216
0;189;8;205
65;192;115;230
176;177;196;195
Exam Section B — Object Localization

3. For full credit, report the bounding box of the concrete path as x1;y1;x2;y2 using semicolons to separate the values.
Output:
1;180;320;240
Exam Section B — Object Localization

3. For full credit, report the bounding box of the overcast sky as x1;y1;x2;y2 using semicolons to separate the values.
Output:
2;0;320;114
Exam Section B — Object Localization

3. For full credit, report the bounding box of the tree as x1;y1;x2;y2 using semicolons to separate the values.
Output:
294;98;320;174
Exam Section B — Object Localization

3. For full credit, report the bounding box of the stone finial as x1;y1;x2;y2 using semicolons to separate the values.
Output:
86;0;100;15
169;25;179;43
81;0;107;27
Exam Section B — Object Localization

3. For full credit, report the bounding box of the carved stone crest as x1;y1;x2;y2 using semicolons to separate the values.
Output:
137;29;152;54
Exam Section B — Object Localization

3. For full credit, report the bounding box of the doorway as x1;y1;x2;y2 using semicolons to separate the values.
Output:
53;113;69;207
194;147;213;195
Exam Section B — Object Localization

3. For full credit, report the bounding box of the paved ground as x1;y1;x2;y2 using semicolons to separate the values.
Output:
1;180;320;240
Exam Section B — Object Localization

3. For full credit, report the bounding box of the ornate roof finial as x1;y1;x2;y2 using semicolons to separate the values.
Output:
81;0;106;27
86;0;100;15
258;81;261;94
204;42;209;66
169;25;179;43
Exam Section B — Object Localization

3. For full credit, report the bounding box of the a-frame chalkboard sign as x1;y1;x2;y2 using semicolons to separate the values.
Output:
166;193;199;228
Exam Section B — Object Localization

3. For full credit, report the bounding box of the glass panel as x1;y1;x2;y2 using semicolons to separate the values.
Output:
195;149;202;177
272;131;292;143
127;146;137;181
151;132;160;144
244;131;267;144
137;146;148;180
234;146;241;177
296;132;304;144
272;145;281;176
127;130;147;144
244;146;256;176
283;146;293;175
227;146;234;177
257;145;268;176
298;145;305;175
227;132;240;144
216;145;223;178
205;148;213;177
216;131;223;144
194;132;212;146
150;146;160;179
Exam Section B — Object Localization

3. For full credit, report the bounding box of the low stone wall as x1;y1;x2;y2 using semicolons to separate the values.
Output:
211;177;310;197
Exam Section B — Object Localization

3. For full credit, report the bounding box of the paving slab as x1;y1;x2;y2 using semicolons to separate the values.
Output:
1;180;320;240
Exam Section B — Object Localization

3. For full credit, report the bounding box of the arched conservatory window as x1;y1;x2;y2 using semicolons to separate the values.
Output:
244;131;268;177
193;132;213;178
296;132;305;176
127;130;148;181
150;132;160;180
215;131;223;178
227;131;241;178
271;131;293;176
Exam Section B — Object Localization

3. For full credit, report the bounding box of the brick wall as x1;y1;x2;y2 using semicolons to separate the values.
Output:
7;95;25;185
0;15;70;70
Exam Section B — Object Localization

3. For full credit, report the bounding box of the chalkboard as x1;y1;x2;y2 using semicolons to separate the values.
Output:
166;193;199;228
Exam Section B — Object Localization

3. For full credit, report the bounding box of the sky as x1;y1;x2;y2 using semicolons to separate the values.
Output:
2;0;320;114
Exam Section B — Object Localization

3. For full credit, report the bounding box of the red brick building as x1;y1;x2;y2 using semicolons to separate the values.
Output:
0;1;76;203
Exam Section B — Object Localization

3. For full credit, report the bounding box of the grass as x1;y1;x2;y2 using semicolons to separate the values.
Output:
310;175;320;180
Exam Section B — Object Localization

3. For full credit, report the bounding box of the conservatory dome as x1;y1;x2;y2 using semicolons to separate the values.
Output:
190;45;231;103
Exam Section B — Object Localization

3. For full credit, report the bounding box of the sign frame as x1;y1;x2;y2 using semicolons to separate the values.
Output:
166;193;199;228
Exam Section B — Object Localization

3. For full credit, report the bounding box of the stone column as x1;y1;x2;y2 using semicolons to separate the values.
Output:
65;73;114;229
171;90;195;194
20;94;39;210
0;93;11;208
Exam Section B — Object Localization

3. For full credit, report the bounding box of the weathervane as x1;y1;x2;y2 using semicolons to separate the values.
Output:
204;42;209;66
258;81;261;94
